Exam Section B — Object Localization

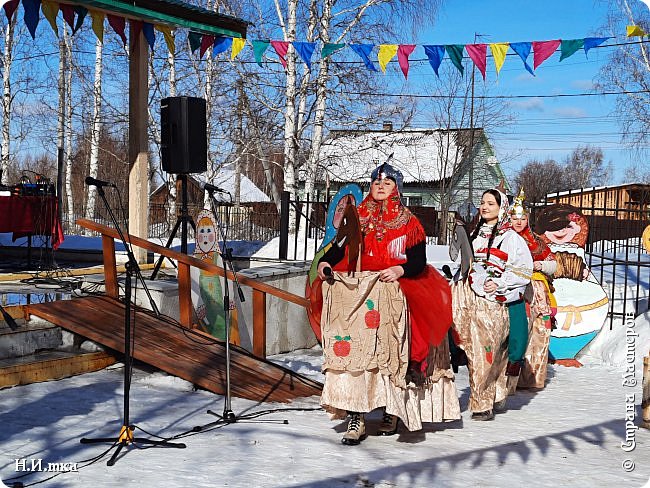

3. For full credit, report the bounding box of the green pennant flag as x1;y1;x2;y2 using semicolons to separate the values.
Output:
445;44;465;75
321;42;345;59
252;40;270;66
559;39;584;61
188;31;202;53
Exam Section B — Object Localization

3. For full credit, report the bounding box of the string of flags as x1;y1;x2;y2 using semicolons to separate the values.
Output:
2;0;648;79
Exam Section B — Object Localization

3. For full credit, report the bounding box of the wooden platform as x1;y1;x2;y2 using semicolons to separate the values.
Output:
0;350;116;389
27;296;322;403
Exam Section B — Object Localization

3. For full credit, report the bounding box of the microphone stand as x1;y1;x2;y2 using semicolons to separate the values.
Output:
80;183;186;465
193;188;287;430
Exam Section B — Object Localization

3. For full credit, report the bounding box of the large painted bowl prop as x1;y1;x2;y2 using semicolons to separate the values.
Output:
190;209;239;343
305;184;364;342
537;204;608;362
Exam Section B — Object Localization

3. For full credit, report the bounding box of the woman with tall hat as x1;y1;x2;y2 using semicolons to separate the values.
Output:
509;189;557;389
451;188;533;421
316;162;460;445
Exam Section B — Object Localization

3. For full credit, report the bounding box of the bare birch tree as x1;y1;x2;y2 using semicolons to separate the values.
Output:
82;37;104;234
597;0;650;150
1;7;17;185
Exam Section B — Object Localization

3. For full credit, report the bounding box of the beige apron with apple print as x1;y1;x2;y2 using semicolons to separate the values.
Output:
320;271;461;431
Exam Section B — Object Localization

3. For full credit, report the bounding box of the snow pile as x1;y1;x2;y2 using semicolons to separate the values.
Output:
250;235;319;264
579;311;650;368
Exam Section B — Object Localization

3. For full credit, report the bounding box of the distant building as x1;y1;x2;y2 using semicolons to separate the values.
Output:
538;183;650;242
150;168;270;209
543;183;650;220
313;124;507;213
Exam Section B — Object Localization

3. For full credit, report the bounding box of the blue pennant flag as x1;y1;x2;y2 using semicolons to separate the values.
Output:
213;36;233;56
510;42;535;76
423;45;445;77
350;44;378;71
292;41;317;69
142;22;155;49
583;37;611;57
23;0;41;40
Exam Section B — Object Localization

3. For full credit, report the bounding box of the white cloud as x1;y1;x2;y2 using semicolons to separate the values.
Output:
552;106;588;118
571;79;595;90
509;97;545;111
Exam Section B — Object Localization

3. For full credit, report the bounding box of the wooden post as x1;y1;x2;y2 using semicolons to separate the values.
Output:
252;289;266;358
102;235;118;298
177;262;192;328
642;355;649;429
128;24;149;264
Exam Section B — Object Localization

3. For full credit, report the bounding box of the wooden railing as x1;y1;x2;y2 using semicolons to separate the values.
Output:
76;218;309;358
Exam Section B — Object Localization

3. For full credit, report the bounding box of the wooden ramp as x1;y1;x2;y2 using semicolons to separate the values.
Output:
27;296;322;403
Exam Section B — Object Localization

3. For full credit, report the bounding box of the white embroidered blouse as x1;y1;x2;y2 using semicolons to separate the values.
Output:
469;224;533;303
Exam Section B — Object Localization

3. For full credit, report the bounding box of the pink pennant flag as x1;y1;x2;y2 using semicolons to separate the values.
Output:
465;43;487;79
397;44;416;79
533;39;561;70
200;35;214;58
271;40;289;69
107;14;126;45
60;4;75;30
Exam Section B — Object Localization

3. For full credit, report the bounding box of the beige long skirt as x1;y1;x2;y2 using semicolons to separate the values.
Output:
320;271;460;431
451;280;509;413
519;280;553;388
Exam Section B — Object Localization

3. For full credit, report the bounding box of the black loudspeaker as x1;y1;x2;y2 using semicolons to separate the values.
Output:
161;96;207;174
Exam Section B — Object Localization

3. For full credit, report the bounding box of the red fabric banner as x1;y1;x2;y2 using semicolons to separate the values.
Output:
0;196;64;250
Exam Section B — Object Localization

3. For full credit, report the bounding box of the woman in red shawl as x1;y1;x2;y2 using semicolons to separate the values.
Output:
316;163;460;445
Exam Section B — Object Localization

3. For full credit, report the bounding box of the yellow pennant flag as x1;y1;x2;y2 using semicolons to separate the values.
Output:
490;42;509;76
231;37;246;60
156;25;175;55
627;25;647;37
89;10;105;42
377;44;398;73
41;1;59;36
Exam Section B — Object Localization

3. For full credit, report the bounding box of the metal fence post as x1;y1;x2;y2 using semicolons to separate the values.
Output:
279;191;289;260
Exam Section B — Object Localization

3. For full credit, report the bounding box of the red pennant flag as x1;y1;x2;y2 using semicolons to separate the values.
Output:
60;4;75;30
397;44;416;79
107;14;126;46
465;43;487;80
3;0;19;20
533;39;561;70
200;35;214;58
271;41;289;69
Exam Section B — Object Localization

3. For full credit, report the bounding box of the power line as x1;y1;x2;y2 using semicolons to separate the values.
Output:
336;88;650;99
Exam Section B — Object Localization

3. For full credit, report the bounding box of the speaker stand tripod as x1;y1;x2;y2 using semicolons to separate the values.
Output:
151;173;195;280
80;183;185;465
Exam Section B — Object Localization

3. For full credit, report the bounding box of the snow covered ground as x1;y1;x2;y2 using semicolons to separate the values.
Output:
2;234;649;487
1;314;649;488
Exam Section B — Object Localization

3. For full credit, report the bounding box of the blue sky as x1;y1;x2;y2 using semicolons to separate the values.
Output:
381;0;646;183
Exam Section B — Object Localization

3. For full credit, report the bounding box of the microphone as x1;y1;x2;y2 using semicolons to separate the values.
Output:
442;265;453;280
203;183;229;194
323;267;332;277
85;176;114;188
